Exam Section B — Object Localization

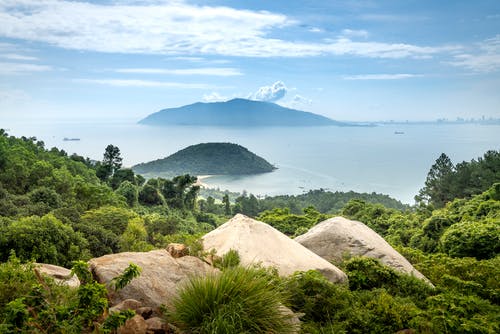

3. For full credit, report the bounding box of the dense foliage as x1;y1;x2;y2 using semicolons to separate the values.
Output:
285;258;499;334
259;188;408;213
417;150;500;208
132;142;275;176
0;256;139;333
0;132;213;265
0;129;499;333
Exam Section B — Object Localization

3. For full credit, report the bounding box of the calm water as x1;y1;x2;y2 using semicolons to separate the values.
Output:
5;120;500;204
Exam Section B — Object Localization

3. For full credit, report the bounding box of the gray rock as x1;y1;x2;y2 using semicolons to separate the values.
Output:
34;263;80;288
137;307;154;319
145;317;166;334
89;249;216;312
109;299;142;313
295;217;430;282
118;314;147;334
202;214;347;283
166;243;188;258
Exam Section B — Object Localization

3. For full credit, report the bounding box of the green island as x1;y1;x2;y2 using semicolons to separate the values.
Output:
132;142;276;177
0;129;499;333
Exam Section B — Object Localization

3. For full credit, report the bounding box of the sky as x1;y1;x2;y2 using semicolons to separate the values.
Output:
0;0;499;122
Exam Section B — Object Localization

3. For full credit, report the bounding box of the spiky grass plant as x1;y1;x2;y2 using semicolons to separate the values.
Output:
168;266;296;333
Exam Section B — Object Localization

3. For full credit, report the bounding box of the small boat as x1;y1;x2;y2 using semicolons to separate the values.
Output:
63;137;80;141
394;131;405;135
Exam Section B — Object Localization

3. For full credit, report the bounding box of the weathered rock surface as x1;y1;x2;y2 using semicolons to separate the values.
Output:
202;214;347;283
118;314;147;334
145;317;167;334
166;243;188;258
35;263;80;288
137;306;154;319
295;216;428;281
89;249;216;311
109;299;142;314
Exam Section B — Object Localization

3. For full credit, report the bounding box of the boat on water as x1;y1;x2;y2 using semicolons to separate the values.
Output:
394;131;405;135
63;137;81;141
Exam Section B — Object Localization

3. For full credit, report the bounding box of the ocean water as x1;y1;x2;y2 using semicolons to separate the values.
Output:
4;120;499;204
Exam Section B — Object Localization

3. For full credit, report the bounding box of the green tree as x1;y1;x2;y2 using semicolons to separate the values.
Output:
222;194;231;215
119;217;154;252
110;168;135;190
0;214;89;267
116;180;138;207
96;145;122;181
416;153;455;208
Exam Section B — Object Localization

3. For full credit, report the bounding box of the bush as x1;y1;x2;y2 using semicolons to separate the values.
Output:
440;220;500;259
168;266;295;333
213;249;240;270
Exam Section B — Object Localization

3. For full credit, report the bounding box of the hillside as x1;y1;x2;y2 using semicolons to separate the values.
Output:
133;142;276;176
138;98;347;127
1;130;499;333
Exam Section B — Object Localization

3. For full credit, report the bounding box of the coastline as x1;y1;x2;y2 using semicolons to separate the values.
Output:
195;175;214;188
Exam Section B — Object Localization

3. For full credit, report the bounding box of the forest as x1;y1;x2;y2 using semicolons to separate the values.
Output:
0;129;499;333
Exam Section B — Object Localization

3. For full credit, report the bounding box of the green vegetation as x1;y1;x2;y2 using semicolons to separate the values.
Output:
416;150;500;208
0;129;499;333
168;266;295;334
0;256;139;333
285;259;500;334
133;142;276;176
259;188;408;213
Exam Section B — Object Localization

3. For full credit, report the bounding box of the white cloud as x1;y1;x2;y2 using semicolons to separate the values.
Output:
309;27;323;33
343;73;423;80
359;14;428;22
341;29;369;39
0;53;38;61
250;81;287;102
115;67;242;76
0;0;457;59
0;62;51;74
0;88;30;103
292;94;312;105
448;35;500;72
202;92;228;102
76;79;216;89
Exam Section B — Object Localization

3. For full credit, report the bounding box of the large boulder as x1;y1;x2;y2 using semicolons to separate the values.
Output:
202;214;347;283
89;249;216;311
295;217;428;281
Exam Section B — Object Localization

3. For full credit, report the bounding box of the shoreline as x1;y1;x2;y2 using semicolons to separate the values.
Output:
195;175;215;188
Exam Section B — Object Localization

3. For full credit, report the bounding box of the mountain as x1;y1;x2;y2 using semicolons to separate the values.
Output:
138;98;346;127
132;142;276;176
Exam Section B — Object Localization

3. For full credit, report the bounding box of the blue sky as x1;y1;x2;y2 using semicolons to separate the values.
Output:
1;0;499;121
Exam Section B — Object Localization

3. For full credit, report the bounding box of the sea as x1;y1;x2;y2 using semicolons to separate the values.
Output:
4;120;500;204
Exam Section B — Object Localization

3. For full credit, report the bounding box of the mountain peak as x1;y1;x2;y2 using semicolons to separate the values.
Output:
139;99;346;127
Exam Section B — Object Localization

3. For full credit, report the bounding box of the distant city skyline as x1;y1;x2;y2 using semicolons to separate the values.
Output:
1;0;499;122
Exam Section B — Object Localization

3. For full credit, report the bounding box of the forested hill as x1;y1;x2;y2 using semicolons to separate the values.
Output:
138;98;346;127
133;142;276;176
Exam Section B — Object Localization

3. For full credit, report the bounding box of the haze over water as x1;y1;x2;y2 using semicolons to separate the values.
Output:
6;120;499;204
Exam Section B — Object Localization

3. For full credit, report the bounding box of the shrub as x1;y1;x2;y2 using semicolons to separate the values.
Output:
439;219;500;259
168;266;295;333
213;249;240;270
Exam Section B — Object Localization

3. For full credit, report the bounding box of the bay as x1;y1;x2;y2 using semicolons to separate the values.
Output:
4;120;499;204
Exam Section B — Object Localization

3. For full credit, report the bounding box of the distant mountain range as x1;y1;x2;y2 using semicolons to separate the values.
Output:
138;98;348;127
133;142;276;176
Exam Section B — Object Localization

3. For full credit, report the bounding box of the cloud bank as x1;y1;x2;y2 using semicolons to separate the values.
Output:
449;35;500;72
250;81;288;102
0;0;457;59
